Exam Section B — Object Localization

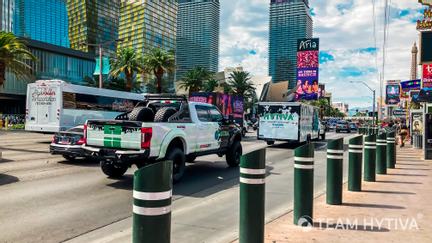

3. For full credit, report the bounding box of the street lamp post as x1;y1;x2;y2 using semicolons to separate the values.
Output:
350;81;377;126
82;39;124;88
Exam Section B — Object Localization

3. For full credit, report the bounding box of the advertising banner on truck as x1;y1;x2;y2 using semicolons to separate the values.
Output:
296;38;320;101
258;105;300;140
190;92;244;124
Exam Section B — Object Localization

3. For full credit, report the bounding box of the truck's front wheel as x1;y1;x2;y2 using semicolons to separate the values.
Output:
166;148;186;183
100;160;128;178
226;141;242;167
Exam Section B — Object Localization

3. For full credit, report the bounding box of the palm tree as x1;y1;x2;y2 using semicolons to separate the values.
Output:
227;71;256;98
142;48;175;93
110;47;143;92
179;66;212;95
203;78;219;92
0;31;36;86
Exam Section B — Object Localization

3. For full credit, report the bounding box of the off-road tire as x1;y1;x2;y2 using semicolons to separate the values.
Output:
226;141;242;167
154;107;177;122
128;107;155;122
100;160;128;178
166;148;186;183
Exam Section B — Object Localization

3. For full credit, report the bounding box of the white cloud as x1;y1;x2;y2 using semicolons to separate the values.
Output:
219;0;426;108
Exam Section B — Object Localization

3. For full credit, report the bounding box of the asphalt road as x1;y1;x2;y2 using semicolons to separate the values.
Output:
0;131;354;243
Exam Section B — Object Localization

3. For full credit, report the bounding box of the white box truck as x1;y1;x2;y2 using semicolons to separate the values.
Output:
257;102;323;145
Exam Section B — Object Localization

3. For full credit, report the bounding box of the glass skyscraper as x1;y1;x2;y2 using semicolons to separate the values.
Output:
0;0;14;32
118;0;177;53
176;0;219;81
14;0;70;47
269;0;313;88
67;0;120;56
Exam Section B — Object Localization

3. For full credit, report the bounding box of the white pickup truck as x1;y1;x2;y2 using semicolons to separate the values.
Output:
83;95;243;182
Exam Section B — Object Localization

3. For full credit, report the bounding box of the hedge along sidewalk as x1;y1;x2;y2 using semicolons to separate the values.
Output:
264;146;432;243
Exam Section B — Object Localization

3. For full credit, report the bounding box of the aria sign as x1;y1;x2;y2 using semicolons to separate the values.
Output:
297;38;319;51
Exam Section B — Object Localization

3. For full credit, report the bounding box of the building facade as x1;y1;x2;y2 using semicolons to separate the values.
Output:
0;39;95;114
118;0;177;53
14;0;70;47
176;0;219;81
0;0;14;31
67;0;120;56
269;0;313;88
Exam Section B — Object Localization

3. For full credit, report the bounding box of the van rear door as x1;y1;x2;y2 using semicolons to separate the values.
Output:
25;82;61;132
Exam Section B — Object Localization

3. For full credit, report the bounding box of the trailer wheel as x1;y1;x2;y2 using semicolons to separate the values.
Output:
154;107;177;122
100;160;128;178
129;107;154;122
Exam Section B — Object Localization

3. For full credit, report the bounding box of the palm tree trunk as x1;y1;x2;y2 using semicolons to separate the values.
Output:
155;68;164;93
0;62;6;86
125;72;133;92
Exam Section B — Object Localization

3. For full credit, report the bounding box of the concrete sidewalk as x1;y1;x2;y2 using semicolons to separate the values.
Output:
263;146;432;242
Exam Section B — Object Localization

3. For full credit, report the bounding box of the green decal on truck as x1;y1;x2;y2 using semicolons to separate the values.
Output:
104;125;122;148
262;113;295;121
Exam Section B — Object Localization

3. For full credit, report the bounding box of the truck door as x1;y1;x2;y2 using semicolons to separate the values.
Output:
207;106;229;149
195;105;219;151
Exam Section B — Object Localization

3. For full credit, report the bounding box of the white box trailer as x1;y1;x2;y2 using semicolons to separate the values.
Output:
25;80;145;133
257;102;321;145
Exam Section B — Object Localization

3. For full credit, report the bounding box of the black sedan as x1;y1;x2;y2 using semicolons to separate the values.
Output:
50;126;90;161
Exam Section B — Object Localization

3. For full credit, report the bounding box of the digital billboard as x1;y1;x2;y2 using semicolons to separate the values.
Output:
423;64;432;88
400;80;421;98
295;38;319;101
420;32;432;63
386;84;401;105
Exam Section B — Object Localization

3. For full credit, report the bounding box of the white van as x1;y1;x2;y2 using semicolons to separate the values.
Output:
25;80;145;133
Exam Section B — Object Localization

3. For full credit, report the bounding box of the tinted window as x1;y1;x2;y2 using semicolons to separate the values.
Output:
196;105;211;122
63;92;137;112
208;107;223;122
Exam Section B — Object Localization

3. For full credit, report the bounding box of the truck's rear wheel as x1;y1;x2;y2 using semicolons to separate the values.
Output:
166;148;186;183
100;160;128;178
129;107;154;122
154;107;177;122
226;141;242;167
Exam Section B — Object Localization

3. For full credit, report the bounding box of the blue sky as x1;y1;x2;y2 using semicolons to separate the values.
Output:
219;0;426;108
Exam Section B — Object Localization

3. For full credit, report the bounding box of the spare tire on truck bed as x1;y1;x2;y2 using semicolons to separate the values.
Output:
129;107;154;122
154;107;177;122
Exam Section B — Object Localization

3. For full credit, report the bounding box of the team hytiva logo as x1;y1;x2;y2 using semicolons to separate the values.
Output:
263;113;295;121
298;38;319;51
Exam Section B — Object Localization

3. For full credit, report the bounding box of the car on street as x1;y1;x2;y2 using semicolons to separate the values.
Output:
335;120;351;133
349;122;358;131
83;95;243;182
50;126;90;161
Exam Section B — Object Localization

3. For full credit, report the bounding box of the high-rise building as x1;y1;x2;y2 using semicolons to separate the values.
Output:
176;0;219;81
269;0;313;88
118;0;177;53
14;0;70;47
67;0;120;56
0;0;14;32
